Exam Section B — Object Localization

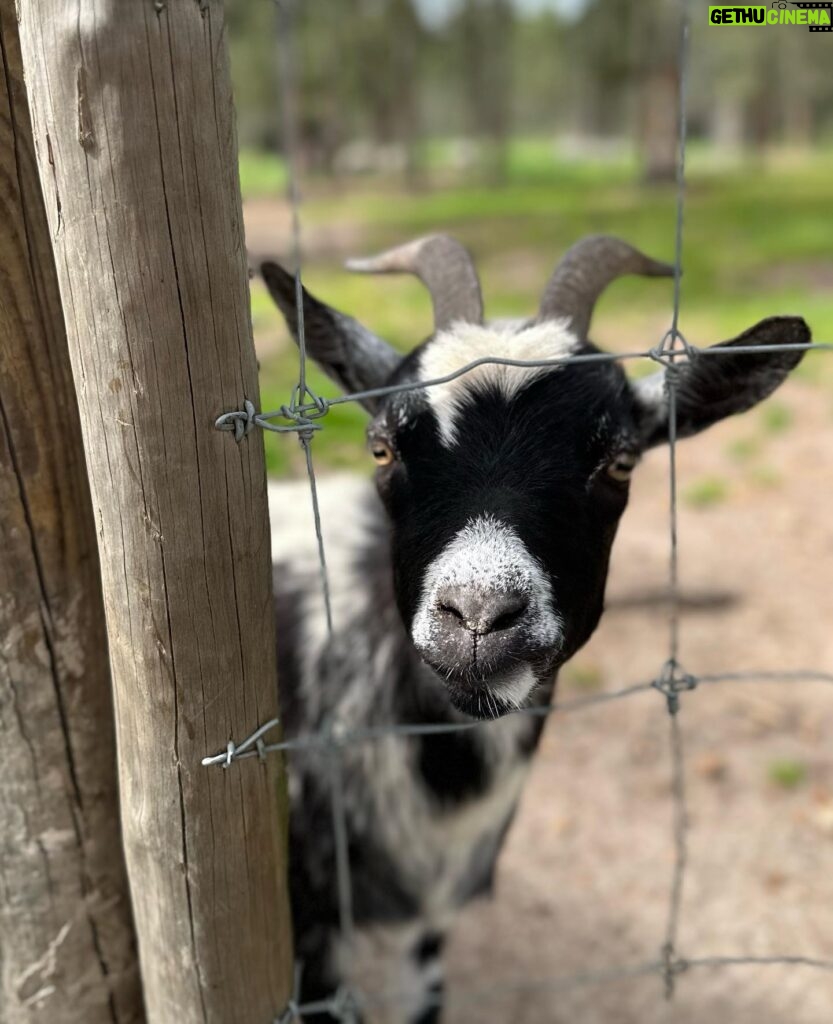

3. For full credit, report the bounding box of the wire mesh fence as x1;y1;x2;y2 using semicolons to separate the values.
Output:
205;0;833;1019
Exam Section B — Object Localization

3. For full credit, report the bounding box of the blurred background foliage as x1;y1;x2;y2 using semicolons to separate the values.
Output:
226;0;833;477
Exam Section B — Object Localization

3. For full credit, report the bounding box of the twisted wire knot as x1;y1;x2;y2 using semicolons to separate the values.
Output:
653;659;697;715
328;985;361;1022
274;962;305;1024
201;717;281;768
280;385;330;445
288;383;329;420
276;999;302;1024
660;942;688;1000
215;399;256;443
649;329;695;369
215;386;331;442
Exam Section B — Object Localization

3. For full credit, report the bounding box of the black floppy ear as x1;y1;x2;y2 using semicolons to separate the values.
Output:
633;316;810;448
260;261;401;411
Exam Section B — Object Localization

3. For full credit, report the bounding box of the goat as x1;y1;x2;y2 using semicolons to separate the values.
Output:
261;234;808;1023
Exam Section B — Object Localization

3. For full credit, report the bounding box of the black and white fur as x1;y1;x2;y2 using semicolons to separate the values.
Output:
262;235;808;1022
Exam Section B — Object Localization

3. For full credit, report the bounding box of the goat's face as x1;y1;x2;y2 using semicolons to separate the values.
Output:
263;235;809;719
368;325;639;716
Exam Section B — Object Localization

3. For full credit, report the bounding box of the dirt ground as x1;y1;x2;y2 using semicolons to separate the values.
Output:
442;379;833;1023
245;196;367;268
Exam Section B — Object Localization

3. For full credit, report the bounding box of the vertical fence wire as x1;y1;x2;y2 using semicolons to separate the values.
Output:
326;733;356;946
274;0;334;637
658;0;692;1000
274;2;353;994
665;0;690;666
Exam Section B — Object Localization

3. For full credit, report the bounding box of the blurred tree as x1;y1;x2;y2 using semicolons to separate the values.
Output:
567;0;635;140
296;0;351;174
455;0;515;181
227;0;278;148
694;12;833;159
511;10;569;136
571;0;683;182
633;0;681;183
224;0;833;187
349;0;424;180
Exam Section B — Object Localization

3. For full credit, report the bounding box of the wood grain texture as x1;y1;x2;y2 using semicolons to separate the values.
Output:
0;3;144;1021
17;2;293;1021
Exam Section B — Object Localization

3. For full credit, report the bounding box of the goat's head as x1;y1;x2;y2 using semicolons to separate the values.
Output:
262;234;808;720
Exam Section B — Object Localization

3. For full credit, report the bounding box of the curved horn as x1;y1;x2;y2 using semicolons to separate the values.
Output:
538;235;675;338
346;234;483;333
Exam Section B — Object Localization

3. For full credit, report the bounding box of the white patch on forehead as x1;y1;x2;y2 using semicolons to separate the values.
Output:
419;318;578;445
412;514;562;660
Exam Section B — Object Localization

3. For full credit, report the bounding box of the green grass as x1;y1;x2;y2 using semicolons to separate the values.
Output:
239;150;287;198
683;476;731;508
726;436;762;464
562;661;605;693
748;465;783;490
794;348;833;387
244;142;833;476
760;401;794;435
768;759;808;790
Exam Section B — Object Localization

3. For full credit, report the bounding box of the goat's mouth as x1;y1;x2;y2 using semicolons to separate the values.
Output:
444;684;523;720
435;663;543;720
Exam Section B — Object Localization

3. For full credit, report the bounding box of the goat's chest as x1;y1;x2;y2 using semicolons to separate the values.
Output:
343;722;531;924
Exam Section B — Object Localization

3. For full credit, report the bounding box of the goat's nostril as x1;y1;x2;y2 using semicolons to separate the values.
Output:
489;596;528;634
438;602;466;623
434;585;529;637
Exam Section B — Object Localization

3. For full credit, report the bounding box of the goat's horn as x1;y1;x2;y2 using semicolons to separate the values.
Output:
538;235;675;338
346;234;483;333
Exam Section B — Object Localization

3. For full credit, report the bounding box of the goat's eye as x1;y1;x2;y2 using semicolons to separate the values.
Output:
370;440;395;467
606;452;639;483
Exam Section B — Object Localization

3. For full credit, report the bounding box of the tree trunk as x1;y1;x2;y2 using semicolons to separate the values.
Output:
0;5;143;1021
633;0;680;185
638;65;679;184
17;2;293;1022
460;0;513;184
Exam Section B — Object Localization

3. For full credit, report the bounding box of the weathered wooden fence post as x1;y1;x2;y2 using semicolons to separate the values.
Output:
17;2;294;1021
0;4;143;1020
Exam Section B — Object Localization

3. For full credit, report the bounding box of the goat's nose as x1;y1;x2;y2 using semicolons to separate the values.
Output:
436;584;529;636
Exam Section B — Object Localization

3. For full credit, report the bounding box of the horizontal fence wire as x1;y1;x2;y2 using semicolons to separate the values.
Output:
216;341;833;439
207;0;833;1020
279;955;833;1023
202;668;833;765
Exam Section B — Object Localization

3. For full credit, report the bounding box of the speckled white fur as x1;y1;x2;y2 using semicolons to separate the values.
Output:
419;318;578;445
412;514;562;703
632;369;668;430
269;476;376;719
488;665;538;711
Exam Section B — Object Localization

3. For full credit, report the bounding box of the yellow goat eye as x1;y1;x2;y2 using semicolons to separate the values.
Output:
370;440;395;467
606;452;639;483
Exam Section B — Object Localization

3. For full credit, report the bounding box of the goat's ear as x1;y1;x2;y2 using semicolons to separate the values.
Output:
632;316;810;448
260;261;401;412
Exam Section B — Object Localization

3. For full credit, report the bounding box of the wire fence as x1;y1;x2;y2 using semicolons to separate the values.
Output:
206;0;833;1020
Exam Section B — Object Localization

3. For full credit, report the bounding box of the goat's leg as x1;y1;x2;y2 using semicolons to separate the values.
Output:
294;927;366;1023
407;931;445;1024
